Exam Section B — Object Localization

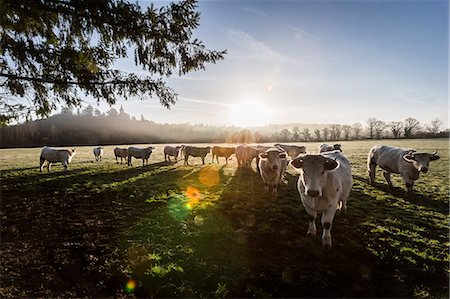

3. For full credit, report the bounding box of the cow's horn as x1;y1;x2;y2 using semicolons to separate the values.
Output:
432;150;437;155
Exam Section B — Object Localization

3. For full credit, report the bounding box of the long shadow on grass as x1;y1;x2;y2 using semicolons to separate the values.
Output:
209;170;449;298
353;174;449;212
0;163;197;298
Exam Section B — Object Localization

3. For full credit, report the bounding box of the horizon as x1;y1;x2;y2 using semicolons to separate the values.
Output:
58;0;448;127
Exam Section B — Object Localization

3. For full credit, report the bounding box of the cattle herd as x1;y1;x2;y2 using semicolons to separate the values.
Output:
38;143;440;247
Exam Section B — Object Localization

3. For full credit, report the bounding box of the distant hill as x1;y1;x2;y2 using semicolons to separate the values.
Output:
1;111;447;148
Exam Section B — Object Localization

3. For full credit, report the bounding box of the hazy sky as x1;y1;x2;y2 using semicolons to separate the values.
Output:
91;0;448;127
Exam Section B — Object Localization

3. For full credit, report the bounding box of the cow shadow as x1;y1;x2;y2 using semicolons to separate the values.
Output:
352;174;448;211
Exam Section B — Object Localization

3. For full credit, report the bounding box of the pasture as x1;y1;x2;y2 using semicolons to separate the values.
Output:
1;139;449;298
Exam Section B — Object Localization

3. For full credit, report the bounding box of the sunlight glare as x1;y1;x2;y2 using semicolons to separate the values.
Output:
228;100;272;127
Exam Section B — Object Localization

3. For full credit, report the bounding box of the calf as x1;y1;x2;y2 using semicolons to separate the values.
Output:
40;146;76;172
368;145;440;195
127;146;155;166
291;151;352;247
274;143;306;158
93;146;104;161
164;146;181;162
211;146;235;164
258;148;288;197
183;146;211;165
114;147;128;164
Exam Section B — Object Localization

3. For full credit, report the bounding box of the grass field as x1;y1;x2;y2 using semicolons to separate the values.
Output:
1;139;449;298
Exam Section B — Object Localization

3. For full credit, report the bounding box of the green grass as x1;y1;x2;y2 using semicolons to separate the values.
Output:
1;139;449;298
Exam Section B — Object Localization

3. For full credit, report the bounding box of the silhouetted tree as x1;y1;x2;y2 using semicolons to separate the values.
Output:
342;125;352;140
352;123;363;139
404;117;420;138
280;128;291;141
292;126;300;141
366;118;378;139
322;127;329;141
387;121;403;139
314;129;321;141
0;0;226;123
374;120;386;139
83;105;94;117
301;128;311;142
106;108;119;117
425;118;444;136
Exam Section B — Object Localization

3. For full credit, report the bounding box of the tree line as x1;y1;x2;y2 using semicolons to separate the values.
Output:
0;106;447;148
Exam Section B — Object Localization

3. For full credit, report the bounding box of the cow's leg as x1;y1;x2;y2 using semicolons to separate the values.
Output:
128;156;132;166
184;155;189;165
264;183;269;194
402;175;414;196
217;156;219;164
383;171;393;188
63;161;68;171
47;162;52;172
201;157;205;165
304;206;317;236
368;161;376;185
40;157;45;172
321;205;338;247
271;184;278;197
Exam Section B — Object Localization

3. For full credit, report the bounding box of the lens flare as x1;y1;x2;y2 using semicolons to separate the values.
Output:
185;186;201;208
199;166;220;187
125;279;136;293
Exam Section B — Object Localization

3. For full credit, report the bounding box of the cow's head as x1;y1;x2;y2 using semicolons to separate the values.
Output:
290;155;339;197
333;144;342;152
259;149;287;171
403;151;440;173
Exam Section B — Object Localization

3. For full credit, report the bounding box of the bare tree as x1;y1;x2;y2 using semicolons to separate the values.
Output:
329;124;342;140
374;120;386;139
404;117;421;138
280;128;291;141
292;126;300;141
366;118;378;139
342;125;352;140
322;127;330;141
314;129;321;141
387;121;403;139
425;118;444;136
301;128;311;142
352;123;363;139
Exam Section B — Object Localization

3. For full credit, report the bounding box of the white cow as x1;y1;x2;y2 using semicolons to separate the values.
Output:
127;146;155;166
319;143;342;153
164;146;181;162
183;146;211;165
40;146;76;172
368;145;440;195
258;147;288;197
114;147;128;164
93;146;104;161
290;151;352;247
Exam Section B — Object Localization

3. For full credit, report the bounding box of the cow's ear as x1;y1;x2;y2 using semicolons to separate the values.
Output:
279;153;287;159
290;157;303;169
72;148;76;152
403;154;415;163
325;158;338;170
430;154;440;161
259;153;268;160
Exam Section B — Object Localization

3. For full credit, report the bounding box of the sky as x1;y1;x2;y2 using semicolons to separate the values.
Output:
90;0;448;127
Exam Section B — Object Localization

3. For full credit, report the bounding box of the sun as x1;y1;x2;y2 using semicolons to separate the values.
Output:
228;100;272;127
